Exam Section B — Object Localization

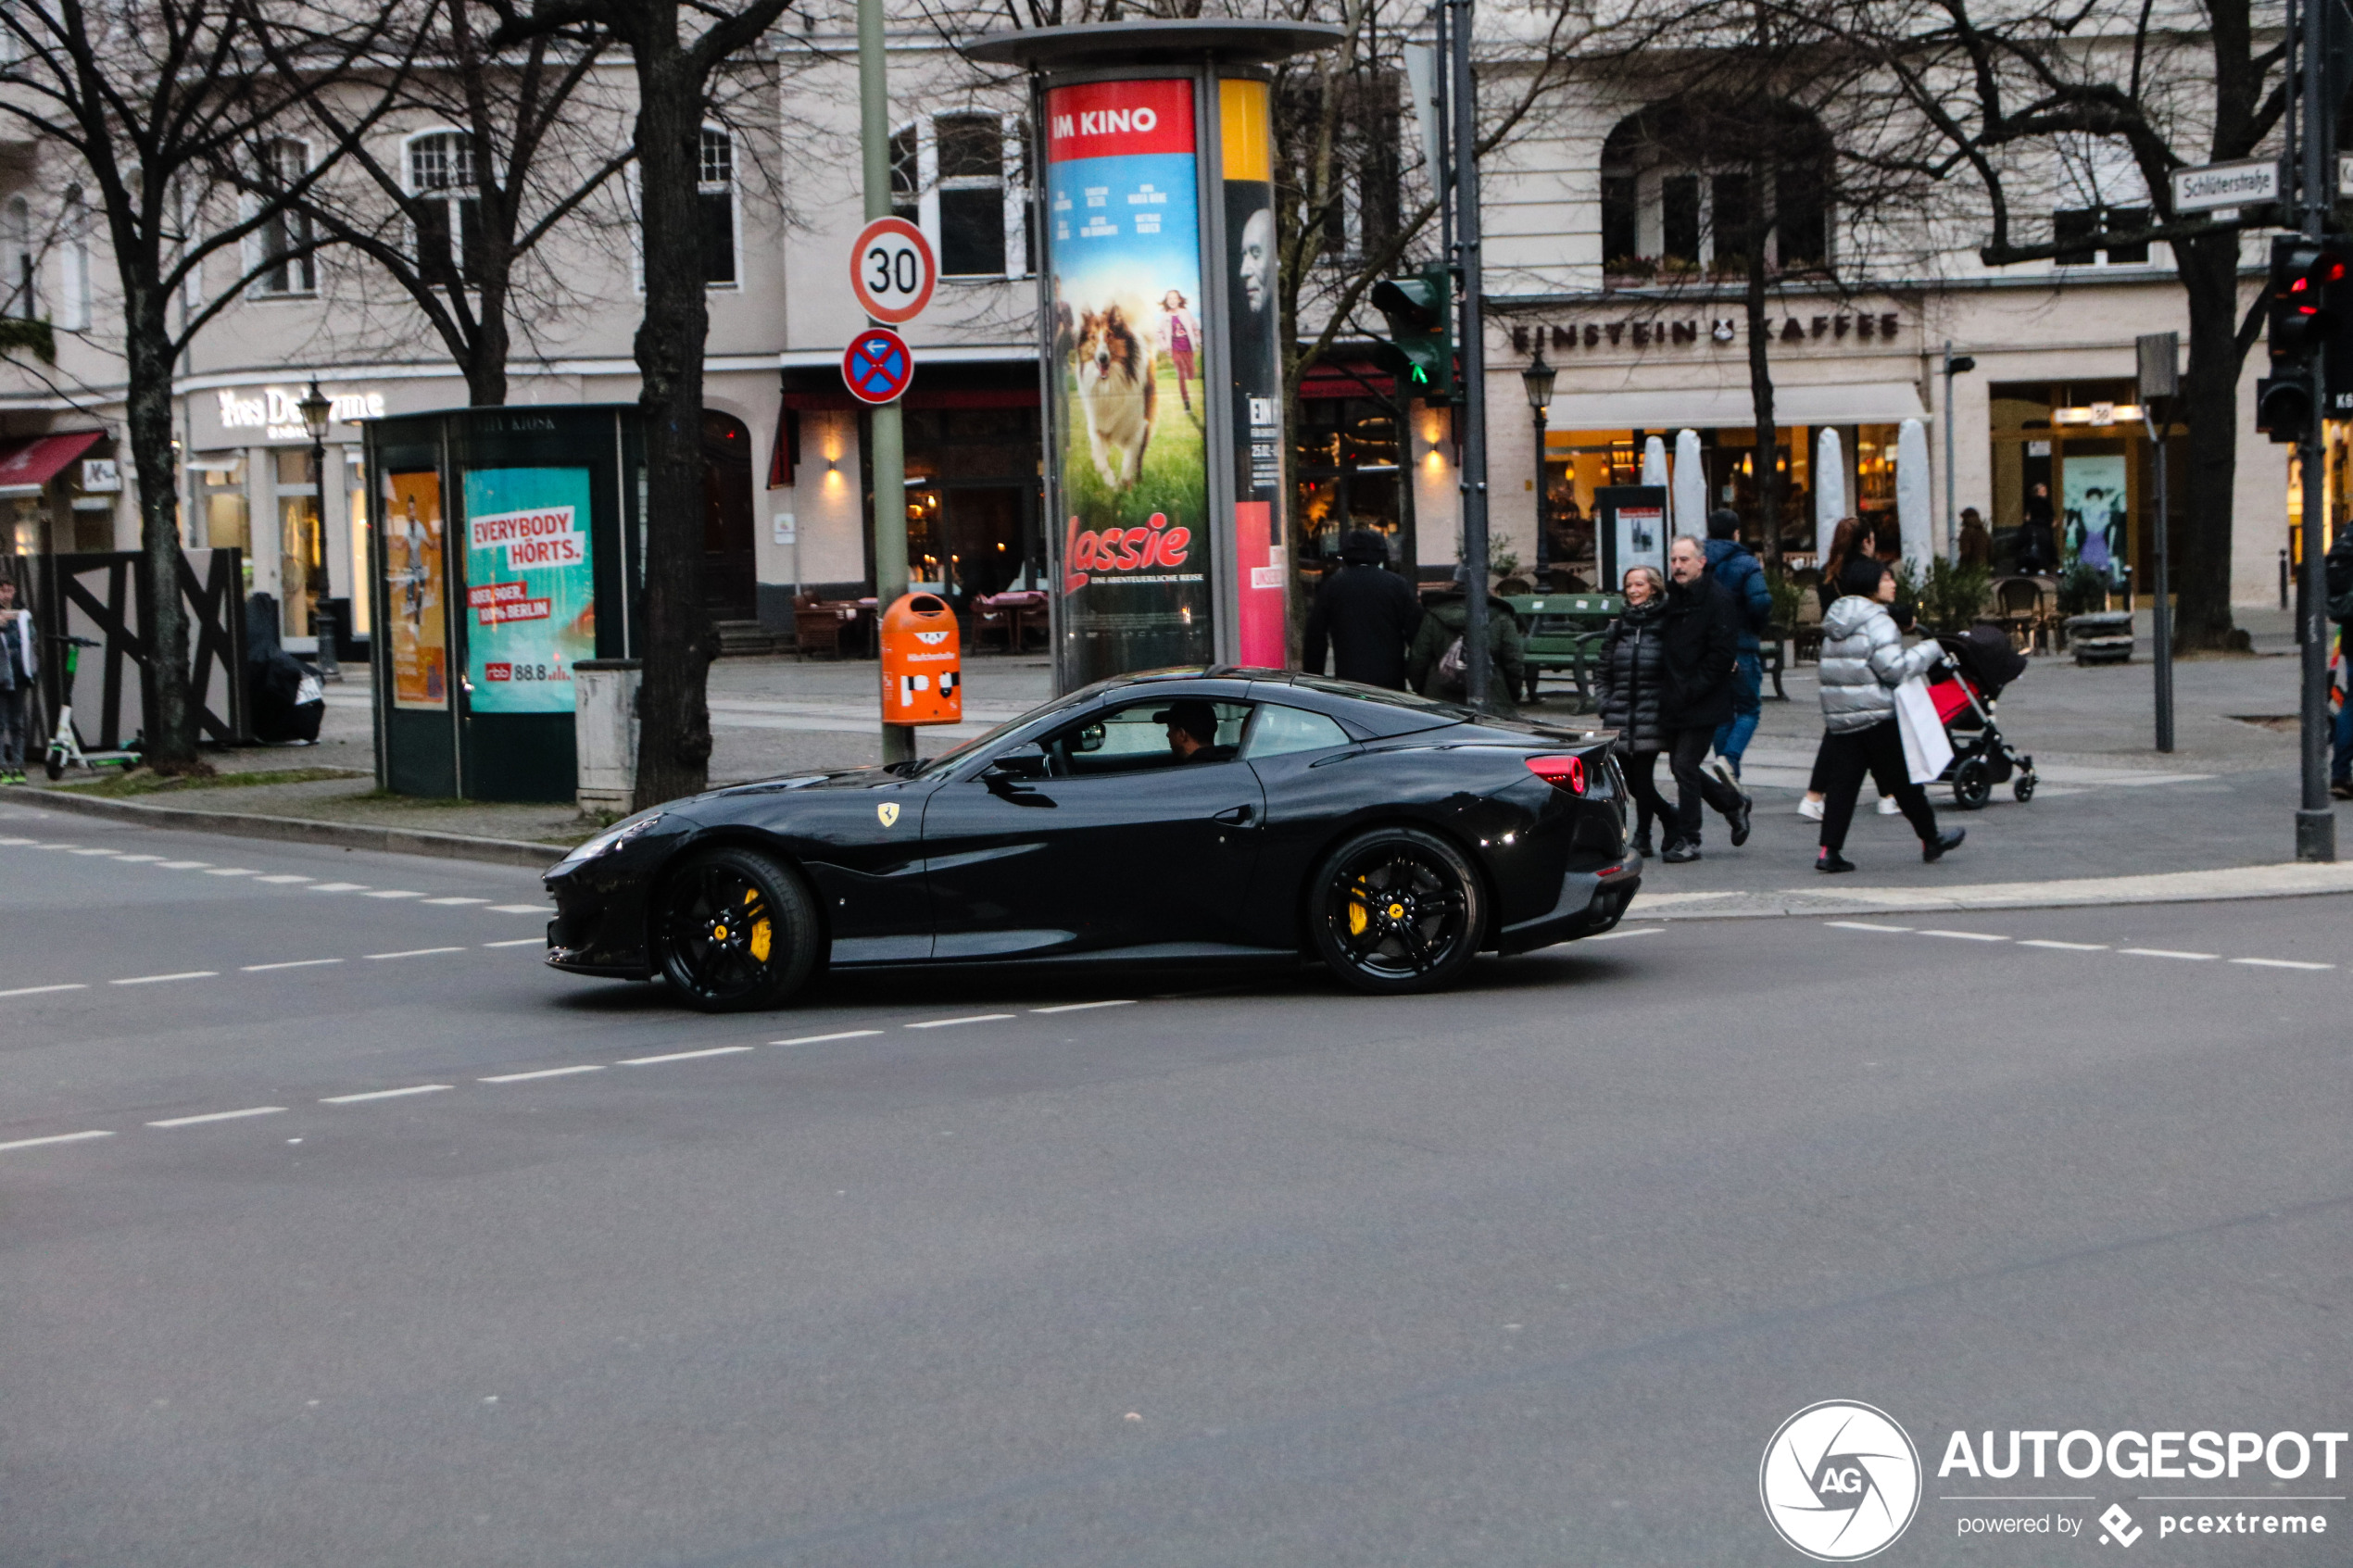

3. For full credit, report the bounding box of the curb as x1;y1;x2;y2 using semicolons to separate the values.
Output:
11;788;568;869
1629;861;2353;921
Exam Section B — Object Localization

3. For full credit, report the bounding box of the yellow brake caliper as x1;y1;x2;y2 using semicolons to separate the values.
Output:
746;887;772;962
1345;877;1368;936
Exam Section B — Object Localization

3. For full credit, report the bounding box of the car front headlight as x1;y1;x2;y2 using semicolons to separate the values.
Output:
558;810;665;867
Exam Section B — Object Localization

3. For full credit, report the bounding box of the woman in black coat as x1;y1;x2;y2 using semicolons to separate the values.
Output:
1594;565;1672;856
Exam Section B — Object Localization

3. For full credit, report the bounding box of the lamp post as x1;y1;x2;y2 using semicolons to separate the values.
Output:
1521;347;1556;584
296;378;338;681
1941;345;1975;564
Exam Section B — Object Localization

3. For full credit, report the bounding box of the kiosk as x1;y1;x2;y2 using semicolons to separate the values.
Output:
364;405;644;802
963;19;1340;692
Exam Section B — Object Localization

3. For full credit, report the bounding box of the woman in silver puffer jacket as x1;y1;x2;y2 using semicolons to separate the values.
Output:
1813;557;1965;872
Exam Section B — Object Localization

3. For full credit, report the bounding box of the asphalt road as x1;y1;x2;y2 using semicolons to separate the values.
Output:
4;796;2349;1568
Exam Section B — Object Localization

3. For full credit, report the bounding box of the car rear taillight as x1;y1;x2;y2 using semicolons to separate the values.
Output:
1526;754;1587;795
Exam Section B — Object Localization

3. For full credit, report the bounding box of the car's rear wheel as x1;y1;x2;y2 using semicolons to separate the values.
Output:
656;847;822;1011
1309;827;1484;995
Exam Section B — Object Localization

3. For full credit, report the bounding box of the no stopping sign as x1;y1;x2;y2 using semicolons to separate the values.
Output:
849;217;937;325
841;328;915;405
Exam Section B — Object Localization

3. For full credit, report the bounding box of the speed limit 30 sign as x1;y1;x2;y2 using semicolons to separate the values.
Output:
849;217;936;324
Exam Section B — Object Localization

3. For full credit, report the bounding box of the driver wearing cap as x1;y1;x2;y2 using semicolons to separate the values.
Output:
1156;698;1235;763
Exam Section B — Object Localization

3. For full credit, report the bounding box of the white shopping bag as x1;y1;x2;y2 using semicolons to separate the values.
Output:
1894;675;1954;784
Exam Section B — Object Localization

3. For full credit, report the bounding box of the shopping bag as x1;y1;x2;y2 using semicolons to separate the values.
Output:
1894;675;1954;784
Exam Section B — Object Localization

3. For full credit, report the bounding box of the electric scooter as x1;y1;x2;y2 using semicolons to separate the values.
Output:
43;633;144;780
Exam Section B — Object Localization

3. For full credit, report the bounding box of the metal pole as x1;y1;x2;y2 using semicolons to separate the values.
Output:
2299;0;2337;859
860;0;913;765
1942;345;1958;565
2152;396;2171;751
1532;403;1548;582
1448;0;1491;709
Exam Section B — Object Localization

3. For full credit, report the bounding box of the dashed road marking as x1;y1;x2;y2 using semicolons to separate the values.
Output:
243;959;345;972
203;868;258;877
363;890;424;900
480;1064;605;1083
307;882;368;893
489;904;547;915
146;1106;286;1128
0;983;87;997
907;1013;1015;1029
1918;929;2008;942
111;971;218;986
0;1130;113;1153
482;938;542;948
2020;939;2109;951
112;854;164;863
68;847;121;857
2230;957;2334;971
321;1084;453;1105
155;859;209;870
774;1029;884;1046
622;1045;756;1066
423;897;490;906
367;947;466;960
253;873;312;884
1032;999;1138;1012
2119;947;2218;961
1826;921;1912;933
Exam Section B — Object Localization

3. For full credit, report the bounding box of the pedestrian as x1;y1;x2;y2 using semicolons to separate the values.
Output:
1656;535;1752;862
1407;564;1527;714
0;574;35;784
2016;483;2059;574
2328;521;2353;799
1303;528;1423;690
1594;564;1672;857
1814;556;1966;872
1703;507;1772;777
1159;290;1200;412
1958;507;1993;568
1799;515;1897;822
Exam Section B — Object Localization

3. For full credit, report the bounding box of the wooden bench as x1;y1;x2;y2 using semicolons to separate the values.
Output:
1506;593;1621;708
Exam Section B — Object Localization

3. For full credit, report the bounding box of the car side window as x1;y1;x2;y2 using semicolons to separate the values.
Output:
1243;702;1352;759
1045;698;1251;777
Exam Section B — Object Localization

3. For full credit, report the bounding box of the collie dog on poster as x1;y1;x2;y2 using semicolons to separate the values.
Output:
1074;304;1156;490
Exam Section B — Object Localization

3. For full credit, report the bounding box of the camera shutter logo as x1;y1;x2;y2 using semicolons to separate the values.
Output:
1759;1400;1921;1561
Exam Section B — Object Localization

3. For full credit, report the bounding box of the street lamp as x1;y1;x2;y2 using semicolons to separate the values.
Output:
1521;346;1556;582
296;378;337;678
1941;345;1976;563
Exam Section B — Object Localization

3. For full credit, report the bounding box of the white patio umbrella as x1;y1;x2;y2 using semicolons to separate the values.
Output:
1673;428;1706;536
1642;434;1668;489
1895;418;1931;569
1815;427;1847;533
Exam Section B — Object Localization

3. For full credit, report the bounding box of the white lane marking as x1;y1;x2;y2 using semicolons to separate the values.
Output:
202;868;258;877
363;890;423;900
1031;998;1139;1012
31;842;82;850
308;882;368;893
155;859;210;870
2231;956;2335;971
481;938;543;948
145;1106;286;1128
1583;927;1665;942
2019;939;2110;951
0;983;87;997
773;1029;884;1046
0;834;33;844
111;971;219;986
0;1130;113;1153
489;904;546;915
1826;921;1913;933
69;847;123;857
621;1045;757;1066
111;854;164;863
1917;929;2008;942
366;947;465;960
906;1013;1015;1029
253;873;312;884
2119;947;2218;961
242;959;345;972
321;1084;452;1105
422;897;490;906
480;1064;605;1083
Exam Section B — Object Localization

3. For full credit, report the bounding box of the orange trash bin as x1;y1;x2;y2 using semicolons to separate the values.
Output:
877;592;963;725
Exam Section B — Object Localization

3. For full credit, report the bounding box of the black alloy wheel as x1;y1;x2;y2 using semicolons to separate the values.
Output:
1309;826;1485;995
656;847;822;1011
1951;755;1992;810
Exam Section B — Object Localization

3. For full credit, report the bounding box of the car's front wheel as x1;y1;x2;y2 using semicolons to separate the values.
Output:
656;847;822;1011
1309;826;1484;995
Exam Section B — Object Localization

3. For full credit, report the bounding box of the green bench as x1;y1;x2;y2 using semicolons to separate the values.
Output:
1506;594;1621;708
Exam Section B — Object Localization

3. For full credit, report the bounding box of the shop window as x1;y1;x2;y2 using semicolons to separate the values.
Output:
1661;175;1700;268
406;131;482;283
1294;395;1403;574
275;446;324;635
698;128;737;286
251;138;316;295
2053;205;2150;267
1600;173;1638;269
196;456;249;554
891;113;1029;280
1;194;34;319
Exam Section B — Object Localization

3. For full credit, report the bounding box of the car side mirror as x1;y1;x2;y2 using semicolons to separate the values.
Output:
981;747;1048;783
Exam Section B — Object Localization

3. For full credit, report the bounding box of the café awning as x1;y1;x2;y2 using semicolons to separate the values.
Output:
0;429;104;496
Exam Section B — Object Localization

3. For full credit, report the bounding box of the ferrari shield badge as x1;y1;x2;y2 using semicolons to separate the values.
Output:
877;801;900;828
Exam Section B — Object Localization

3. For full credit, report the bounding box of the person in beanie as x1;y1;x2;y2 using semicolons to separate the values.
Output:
1407;563;1526;713
1702;507;1771;777
1303;528;1422;689
1656;535;1752;862
1594;564;1671;856
1815;556;1966;872
0;575;35;784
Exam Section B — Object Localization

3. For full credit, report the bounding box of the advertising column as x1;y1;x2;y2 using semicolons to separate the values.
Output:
1044;78;1214;683
460;468;597;711
1220;76;1288;668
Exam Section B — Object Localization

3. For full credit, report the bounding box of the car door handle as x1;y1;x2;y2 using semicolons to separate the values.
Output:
1213;804;1256;825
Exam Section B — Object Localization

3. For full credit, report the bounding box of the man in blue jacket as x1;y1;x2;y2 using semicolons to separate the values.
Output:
1704;508;1772;777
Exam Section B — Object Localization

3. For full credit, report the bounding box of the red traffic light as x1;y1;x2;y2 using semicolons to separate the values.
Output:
2289;253;2347;314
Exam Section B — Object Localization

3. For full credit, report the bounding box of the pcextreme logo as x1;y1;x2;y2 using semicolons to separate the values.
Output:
1761;1400;1923;1562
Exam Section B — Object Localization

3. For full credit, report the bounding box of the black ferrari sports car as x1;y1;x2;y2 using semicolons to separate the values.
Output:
544;668;1640;1009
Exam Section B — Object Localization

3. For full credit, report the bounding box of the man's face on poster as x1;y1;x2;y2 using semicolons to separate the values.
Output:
1239;208;1273;314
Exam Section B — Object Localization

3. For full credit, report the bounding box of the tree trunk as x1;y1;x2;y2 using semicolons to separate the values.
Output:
2174;229;2251;649
124;283;202;772
628;37;715;809
1743;212;1781;575
466;281;510;405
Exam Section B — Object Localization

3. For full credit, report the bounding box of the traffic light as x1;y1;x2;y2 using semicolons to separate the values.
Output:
1369;266;1454;399
2269;236;2347;367
2258;370;2315;444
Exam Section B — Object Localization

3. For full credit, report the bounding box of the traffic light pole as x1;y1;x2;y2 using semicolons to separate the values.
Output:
861;0;914;766
2297;0;2338;860
1447;0;1491;709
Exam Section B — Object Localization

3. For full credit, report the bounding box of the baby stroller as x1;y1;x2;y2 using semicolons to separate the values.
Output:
1924;626;2037;809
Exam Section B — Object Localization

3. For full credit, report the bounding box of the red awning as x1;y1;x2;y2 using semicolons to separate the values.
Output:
0;429;103;495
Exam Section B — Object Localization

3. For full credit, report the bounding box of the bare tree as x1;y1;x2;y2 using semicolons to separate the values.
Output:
1832;0;2285;648
0;0;408;771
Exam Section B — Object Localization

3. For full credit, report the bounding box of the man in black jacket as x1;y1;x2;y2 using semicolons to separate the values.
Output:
1658;535;1752;861
1303;529;1422;689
